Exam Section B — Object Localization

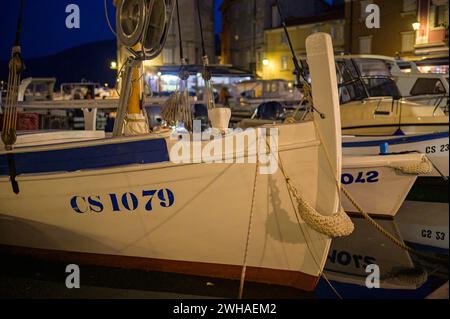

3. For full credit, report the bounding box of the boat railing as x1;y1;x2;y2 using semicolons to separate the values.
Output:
13;98;206;131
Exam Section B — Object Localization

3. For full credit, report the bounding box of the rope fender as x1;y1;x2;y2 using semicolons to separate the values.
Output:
286;182;355;238
393;156;434;175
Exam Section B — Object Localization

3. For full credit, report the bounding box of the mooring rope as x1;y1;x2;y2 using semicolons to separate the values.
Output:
196;0;215;111
270;133;345;299
238;145;259;299
341;186;448;264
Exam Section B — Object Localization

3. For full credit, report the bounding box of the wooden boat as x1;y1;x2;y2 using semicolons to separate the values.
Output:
0;31;349;291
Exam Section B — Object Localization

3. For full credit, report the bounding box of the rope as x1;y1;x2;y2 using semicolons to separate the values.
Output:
238;146;259;299
393;156;433;175
274;136;344;299
2;0;25;150
1;49;23;150
175;0;184;61
196;0;207;58
104;0;117;37
195;0;215;111
341;186;448;264
160;0;192;131
237;132;344;299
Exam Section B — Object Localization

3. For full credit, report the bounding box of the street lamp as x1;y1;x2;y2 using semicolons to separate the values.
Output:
110;61;118;70
262;58;269;66
412;22;421;31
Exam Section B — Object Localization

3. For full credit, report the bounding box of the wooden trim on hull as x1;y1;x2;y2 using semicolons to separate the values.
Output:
0;244;320;292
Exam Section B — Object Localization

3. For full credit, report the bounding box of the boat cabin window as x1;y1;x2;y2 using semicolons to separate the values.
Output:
336;60;368;104
410;78;447;96
362;77;401;98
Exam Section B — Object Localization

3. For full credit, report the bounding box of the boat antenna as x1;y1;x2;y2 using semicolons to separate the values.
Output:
2;0;26;150
196;0;215;110
276;0;325;119
275;0;306;87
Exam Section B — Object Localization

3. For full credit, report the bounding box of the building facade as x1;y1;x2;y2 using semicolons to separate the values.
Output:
115;0;216;69
415;0;449;56
220;0;344;74
262;11;346;81
345;0;449;59
157;0;216;66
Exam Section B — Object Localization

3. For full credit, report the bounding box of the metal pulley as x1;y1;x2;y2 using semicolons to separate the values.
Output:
116;0;174;59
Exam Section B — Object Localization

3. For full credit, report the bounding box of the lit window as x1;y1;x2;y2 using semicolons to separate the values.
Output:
359;36;372;54
434;4;449;27
403;0;417;12
281;32;288;45
401;32;415;52
281;56;289;71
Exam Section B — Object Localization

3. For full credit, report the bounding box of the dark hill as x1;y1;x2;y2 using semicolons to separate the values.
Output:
0;39;117;88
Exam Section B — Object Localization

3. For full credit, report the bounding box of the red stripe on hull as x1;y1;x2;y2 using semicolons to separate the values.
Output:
0;244;319;291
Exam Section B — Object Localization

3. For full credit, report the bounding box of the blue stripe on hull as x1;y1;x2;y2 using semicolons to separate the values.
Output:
343;132;449;148
0;138;170;176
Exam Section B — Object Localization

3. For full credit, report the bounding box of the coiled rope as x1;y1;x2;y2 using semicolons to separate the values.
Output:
161;0;192;131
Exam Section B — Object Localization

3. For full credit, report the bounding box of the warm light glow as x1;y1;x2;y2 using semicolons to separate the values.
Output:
262;58;270;66
157;72;162;77
412;22;421;31
418;66;432;73
110;61;118;70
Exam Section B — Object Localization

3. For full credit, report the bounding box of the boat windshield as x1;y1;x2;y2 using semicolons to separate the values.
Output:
301;58;402;104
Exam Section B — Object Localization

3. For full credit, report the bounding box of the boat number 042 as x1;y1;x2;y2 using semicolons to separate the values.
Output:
70;189;175;214
341;171;379;185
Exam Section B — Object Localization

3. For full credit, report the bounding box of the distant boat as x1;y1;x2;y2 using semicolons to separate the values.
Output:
334;56;448;136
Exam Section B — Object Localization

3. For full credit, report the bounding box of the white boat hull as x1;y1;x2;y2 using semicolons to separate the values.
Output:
342;154;423;217
0;33;345;291
0;122;336;291
397;201;449;252
343;132;449;178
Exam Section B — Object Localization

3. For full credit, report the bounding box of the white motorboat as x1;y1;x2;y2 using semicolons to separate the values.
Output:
334;56;448;136
359;56;449;114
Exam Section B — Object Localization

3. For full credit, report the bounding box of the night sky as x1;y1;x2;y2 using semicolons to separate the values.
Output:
0;0;224;60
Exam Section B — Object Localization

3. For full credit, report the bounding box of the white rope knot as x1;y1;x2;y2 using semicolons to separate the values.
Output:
394;157;433;175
